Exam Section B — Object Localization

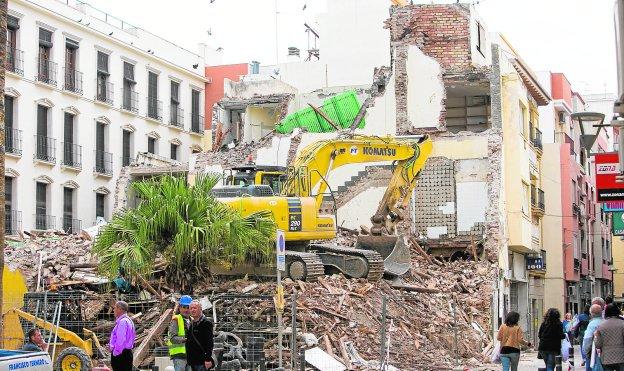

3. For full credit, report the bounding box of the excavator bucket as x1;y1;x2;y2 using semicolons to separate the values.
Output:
355;234;411;276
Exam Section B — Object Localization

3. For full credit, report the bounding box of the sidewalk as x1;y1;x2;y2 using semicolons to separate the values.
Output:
518;346;584;371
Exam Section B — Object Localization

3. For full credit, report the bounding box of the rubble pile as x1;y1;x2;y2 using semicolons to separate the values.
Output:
4;232;97;288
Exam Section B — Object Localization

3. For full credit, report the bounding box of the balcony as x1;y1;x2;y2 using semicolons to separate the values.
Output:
5;128;22;156
63;68;83;95
122;89;139;114
34;135;56;163
5;210;21;235
574;258;581;271
94;150;113;176
62;217;82;234
572;203;582;218
34;214;55;230
121;155;136;167
531;127;543;152
147;97;162;121
6;47;24;76
36;59;57;86
96;80;114;105
169;105;184;129
191;113;204;134
62;142;82;169
530;185;545;217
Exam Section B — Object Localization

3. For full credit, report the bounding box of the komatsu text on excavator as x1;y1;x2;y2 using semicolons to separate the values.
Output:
211;135;433;281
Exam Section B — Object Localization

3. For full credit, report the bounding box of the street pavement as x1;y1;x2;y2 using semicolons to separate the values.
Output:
517;345;584;371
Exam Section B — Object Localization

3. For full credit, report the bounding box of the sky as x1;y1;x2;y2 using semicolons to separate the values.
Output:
86;0;617;95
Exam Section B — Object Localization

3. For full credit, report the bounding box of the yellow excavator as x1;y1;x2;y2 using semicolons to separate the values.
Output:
211;134;433;281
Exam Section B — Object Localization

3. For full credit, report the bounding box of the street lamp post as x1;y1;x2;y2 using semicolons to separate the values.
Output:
571;112;606;153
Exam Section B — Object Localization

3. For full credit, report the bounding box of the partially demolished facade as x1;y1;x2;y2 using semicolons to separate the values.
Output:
197;2;552;342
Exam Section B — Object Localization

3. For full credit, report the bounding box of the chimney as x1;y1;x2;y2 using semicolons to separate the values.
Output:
287;47;300;62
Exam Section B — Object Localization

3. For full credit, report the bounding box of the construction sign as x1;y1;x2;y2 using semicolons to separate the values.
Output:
595;152;624;202
613;211;624;236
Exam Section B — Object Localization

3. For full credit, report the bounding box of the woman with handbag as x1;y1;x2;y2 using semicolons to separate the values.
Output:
496;311;531;371
538;308;565;371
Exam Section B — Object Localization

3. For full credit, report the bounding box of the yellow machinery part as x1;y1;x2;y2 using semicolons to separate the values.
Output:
2;265;28;350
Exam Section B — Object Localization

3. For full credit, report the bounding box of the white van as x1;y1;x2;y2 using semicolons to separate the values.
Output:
0;350;52;371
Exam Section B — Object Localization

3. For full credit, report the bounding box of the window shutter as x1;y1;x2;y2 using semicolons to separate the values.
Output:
39;28;53;48
148;72;158;100
66;38;79;50
191;90;199;116
171;82;180;104
97;51;109;75
4;96;14;130
123;62;135;83
7;15;19;30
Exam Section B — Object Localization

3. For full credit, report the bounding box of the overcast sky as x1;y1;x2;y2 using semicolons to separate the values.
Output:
88;0;617;94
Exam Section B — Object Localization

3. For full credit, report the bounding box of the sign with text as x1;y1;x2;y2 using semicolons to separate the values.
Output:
276;229;286;271
604;201;624;212
526;257;545;271
612;211;624;236
595;152;624;202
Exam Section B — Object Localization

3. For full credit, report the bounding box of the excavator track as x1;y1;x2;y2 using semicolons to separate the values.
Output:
285;250;325;282
309;244;385;281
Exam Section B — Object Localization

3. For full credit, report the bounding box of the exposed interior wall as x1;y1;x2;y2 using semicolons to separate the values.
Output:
405;46;446;130
337;187;386;230
243;105;280;143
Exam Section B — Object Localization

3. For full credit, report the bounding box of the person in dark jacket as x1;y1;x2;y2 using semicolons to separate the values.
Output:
595;304;624;371
538;308;565;371
573;305;591;366
186;301;214;371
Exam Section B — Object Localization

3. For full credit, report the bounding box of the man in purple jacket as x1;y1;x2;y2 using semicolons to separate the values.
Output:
109;301;136;371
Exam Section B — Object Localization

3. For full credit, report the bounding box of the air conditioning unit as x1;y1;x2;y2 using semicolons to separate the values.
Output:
567;286;577;297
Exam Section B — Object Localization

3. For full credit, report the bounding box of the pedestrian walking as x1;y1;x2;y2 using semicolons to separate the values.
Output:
583;304;604;371
496;311;531;371
573;305;591;366
563;312;573;334
538;308;565;371
109;301;136;371
21;329;48;352
168;295;192;371
186;301;214;371
595;304;624;371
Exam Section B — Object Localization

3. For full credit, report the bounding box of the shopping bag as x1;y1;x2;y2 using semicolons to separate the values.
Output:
561;334;571;362
490;341;501;363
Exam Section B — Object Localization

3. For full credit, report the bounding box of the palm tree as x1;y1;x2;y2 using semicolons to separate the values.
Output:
0;0;8;347
93;174;275;289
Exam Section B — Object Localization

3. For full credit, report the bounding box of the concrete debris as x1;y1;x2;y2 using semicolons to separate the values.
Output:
4;232;97;289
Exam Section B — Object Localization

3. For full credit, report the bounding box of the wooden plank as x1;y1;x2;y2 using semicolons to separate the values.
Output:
132;308;173;368
136;273;162;299
391;283;440;293
310;306;349;321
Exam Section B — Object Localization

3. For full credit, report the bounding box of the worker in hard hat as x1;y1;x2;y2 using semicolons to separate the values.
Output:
167;295;192;371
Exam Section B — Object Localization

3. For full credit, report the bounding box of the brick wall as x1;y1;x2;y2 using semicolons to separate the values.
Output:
389;4;472;74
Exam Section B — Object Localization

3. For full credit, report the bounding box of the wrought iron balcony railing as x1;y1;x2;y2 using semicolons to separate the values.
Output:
63;68;83;95
170;105;184;128
147;97;163;121
62;142;82;169
96;80;114;105
122;89;139;113
62;217;82;234
5;128;22;156
34;135;56;163
94;150;113;176
34;214;55;230
191;113;203;134
6;47;24;76
37;59;58;86
5;210;21;235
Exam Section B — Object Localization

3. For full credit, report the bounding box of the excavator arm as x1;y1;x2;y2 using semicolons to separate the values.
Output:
282;134;432;234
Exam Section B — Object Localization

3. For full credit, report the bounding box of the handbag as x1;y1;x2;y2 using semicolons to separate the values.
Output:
490;341;501;364
561;334;571;362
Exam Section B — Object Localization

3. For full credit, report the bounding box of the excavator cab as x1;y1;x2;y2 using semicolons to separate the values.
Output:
222;164;288;195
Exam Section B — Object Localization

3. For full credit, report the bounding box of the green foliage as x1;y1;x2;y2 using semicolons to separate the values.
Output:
93;174;275;286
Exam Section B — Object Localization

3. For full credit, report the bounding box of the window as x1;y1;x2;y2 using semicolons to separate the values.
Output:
96;51;111;103
7;16;21;75
147;71;160;120
170;81;181;126
191;89;201;133
96;193;105;221
64;39;80;94
35;182;48;229
122;62;137;112
63;112;80;168
476;22;486;55
170;143;178;161
5;95;18;155
122;130;132;166
63;187;75;233
519;104;527;138
5;176;14;234
38;28;55;85
148;137;156;154
522;182;530;215
572;180;577;204
95;122;111;175
36;105;53;162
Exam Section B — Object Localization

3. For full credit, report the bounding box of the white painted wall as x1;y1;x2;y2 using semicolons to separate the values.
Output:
6;0;205;232
456;182;487;232
337;186;386;230
406;46;445;129
255;136;291;167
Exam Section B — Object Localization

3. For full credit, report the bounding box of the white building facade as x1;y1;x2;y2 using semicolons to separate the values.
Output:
5;0;206;233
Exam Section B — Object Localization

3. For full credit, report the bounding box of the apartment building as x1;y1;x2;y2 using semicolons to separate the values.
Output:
538;72;612;314
4;0;207;233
